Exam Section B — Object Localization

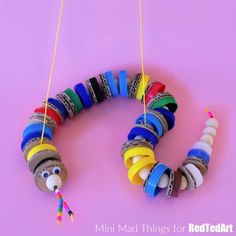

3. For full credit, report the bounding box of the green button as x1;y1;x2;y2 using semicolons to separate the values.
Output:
149;96;178;113
64;88;83;113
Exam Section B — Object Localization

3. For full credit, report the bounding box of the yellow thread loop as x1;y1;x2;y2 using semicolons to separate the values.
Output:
139;0;147;124
41;0;65;143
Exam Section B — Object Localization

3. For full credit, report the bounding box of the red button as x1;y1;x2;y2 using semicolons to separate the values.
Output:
34;107;62;125
145;81;166;104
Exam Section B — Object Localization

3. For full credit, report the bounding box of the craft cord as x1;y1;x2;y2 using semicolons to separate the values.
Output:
40;0;64;144
40;0;150;223
139;0;147;124
39;0;73;224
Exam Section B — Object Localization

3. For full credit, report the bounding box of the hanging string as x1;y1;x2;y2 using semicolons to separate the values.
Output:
139;0;147;124
40;0;65;143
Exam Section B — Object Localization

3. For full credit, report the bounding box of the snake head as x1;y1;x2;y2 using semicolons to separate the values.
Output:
34;160;67;192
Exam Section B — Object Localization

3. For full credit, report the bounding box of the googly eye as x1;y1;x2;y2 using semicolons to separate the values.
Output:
41;170;50;179
52;166;61;175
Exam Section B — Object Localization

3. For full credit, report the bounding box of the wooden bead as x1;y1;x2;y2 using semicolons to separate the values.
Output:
132;155;142;163
200;134;214;146
139;167;151;181
158;173;169;188
203;127;217;138
205;118;219;129
180;175;188;190
46;174;62;191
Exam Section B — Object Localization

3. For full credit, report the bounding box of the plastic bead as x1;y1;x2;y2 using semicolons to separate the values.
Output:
148;92;178;113
118;70;128;97
192;141;212;156
128;125;159;147
136;112;164;138
64;88;84;113
74;83;93;108
47;98;69;120
34;107;63;125
21;132;52;151
142;81;166;104
128;156;156;185
87;77;105;103
123;146;155;168
144;163;170;196
187;148;210;164
23;123;53;140
104;71;119;97
136;74;150;100
153;107;175;130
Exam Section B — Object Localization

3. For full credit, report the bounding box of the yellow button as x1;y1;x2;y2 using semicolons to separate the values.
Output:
27;143;57;162
123;146;155;168
136;74;150;100
128;156;157;185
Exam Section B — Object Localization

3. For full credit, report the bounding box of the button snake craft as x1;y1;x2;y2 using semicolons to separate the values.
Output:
20;0;219;225
21;71;219;224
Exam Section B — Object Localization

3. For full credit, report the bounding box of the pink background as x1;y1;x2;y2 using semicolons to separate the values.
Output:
0;0;235;235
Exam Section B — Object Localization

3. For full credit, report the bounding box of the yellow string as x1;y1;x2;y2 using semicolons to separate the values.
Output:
139;0;147;124
40;0;65;143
